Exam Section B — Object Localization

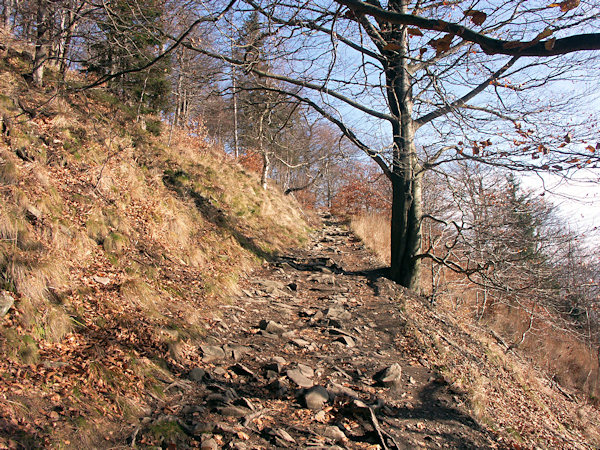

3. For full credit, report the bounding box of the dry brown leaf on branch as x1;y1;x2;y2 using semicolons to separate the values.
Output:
428;34;454;55
464;10;487;26
382;42;402;51
544;38;557;50
407;27;423;37
548;0;580;12
535;28;554;41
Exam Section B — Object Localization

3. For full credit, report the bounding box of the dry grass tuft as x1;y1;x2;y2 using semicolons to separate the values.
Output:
350;213;390;264
120;278;161;313
150;197;194;250
44;307;73;342
85;208;109;244
103;231;128;255
0;157;17;185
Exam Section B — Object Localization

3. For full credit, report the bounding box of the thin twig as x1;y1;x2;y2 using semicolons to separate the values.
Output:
368;407;389;450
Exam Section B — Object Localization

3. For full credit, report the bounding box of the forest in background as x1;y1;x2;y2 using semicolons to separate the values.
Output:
1;0;600;402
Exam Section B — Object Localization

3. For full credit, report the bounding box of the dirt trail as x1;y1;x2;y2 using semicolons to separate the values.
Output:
134;214;501;449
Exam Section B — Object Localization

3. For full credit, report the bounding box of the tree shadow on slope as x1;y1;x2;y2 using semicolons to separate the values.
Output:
389;380;495;446
162;170;272;261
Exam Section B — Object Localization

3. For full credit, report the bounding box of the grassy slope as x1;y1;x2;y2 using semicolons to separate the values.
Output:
352;213;600;447
0;47;308;447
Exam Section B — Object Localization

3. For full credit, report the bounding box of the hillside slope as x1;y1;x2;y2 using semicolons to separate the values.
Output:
0;48;308;447
112;214;600;449
1;46;599;450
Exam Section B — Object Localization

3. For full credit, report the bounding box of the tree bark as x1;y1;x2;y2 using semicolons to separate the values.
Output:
32;0;48;87
3;0;12;30
387;0;422;290
261;151;270;190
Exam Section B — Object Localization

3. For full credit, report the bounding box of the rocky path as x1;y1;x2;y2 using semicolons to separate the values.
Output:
135;214;501;449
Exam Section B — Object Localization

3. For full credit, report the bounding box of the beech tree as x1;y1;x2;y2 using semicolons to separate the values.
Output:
13;0;597;290
178;0;600;290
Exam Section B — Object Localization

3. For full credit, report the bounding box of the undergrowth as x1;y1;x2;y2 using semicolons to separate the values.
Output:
0;49;308;447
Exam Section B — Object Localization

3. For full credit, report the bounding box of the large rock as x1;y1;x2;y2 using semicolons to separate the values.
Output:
303;385;329;410
188;367;206;382
286;369;313;388
297;363;314;378
223;344;250;361
324;306;351;321
374;363;403;390
259;320;286;335
200;345;225;362
0;292;14;316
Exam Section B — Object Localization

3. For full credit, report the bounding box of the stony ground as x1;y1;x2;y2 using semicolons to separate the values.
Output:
131;214;506;449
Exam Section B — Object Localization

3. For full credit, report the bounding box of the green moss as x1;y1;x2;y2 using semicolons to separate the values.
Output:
148;419;186;443
162;284;184;298
505;426;525;443
106;253;119;266
0;94;19;113
2;329;40;364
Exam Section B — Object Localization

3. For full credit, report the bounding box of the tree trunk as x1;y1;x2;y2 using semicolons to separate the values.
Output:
32;0;48;87
261;151;270;190
3;0;12;30
390;167;422;289
58;2;75;79
387;0;422;290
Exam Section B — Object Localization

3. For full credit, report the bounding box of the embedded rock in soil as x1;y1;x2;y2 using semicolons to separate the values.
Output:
327;382;359;399
303;385;330;410
200;438;218;450
324;425;347;442
374;363;403;390
217;406;251;417
0;292;14;316
286;369;314;388
324;306;352;321
200;344;225;362
188;367;206;382
193;421;216;434
224;344;251;361
259;319;287;335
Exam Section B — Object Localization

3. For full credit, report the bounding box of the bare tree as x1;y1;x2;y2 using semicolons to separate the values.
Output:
179;0;600;289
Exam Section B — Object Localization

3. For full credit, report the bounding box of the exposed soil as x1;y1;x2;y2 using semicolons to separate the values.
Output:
131;213;505;449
